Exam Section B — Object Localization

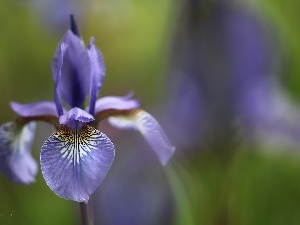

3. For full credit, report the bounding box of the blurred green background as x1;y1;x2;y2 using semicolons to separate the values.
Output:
1;0;300;225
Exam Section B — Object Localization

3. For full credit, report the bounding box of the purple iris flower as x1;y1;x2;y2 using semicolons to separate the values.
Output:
0;17;175;203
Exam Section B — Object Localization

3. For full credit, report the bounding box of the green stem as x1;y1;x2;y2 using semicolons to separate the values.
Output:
79;198;94;225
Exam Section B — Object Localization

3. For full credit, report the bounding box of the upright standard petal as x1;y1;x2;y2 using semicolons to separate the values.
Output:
87;37;106;115
53;43;67;116
52;30;91;109
108;110;175;165
10;101;58;117
41;124;115;202
0;122;38;184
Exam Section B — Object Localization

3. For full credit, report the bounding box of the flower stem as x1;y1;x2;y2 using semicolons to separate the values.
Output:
79;198;94;225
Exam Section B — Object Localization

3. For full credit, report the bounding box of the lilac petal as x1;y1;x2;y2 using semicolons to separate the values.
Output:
94;93;140;114
59;107;94;130
52;30;91;109
53;43;67;116
87;37;106;115
0;122;38;184
108;110;175;165
41;125;115;202
10;101;58;117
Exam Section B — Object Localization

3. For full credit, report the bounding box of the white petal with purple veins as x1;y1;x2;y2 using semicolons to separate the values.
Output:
41;125;115;202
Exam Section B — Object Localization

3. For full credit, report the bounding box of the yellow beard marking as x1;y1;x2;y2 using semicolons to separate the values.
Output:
53;125;100;165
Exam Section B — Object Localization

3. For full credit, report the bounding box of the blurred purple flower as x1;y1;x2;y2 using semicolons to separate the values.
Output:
167;0;300;152
0;16;175;202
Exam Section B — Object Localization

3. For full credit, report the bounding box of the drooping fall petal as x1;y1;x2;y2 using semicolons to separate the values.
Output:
0;121;38;184
108;110;175;165
40;125;115;202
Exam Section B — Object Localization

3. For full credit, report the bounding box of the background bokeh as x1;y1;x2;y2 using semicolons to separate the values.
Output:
1;0;300;224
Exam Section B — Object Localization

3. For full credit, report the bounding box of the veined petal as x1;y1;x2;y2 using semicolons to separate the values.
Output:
0;121;38;184
94;93;140;114
10;101;58;117
59;107;94;129
87;37;106;115
108;110;175;165
40;125;115;202
52;30;90;109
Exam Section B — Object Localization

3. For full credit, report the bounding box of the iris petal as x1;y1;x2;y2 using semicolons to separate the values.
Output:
52;30;90;109
59;107;94;129
87;37;106;115
10;101;58;117
41;125;115;202
108;110;175;165
94;93;140;113
53;43;67;116
0;121;38;184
